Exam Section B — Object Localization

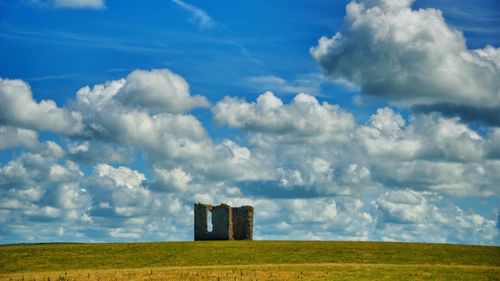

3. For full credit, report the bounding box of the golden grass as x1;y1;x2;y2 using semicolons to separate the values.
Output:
1;241;499;280
2;263;499;281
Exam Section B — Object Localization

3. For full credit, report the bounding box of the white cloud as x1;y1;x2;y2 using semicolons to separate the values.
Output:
153;167;193;192
406;114;484;161
87;164;153;218
0;70;257;191
214;93;499;197
27;0;105;9
73;72;213;162
1;68;498;244
357;108;485;162
32;0;105;9
0;126;38;150
213;91;356;143
486;128;500;159
375;190;497;244
171;0;216;30
277;157;336;192
151;138;270;194
48;161;82;183
115;69;209;114
0;78;83;134
0;141;66;187
311;0;500;123
67;141;134;164
93;164;146;190
376;190;429;224
54;0;104;9
24;206;61;219
54;183;90;212
75;69;208;115
68;71;268;184
0;141;91;227
249;198;374;241
357;108;421;159
109;228;142;239
354;109;497;197
245;74;326;96
1;71;255;185
203;140;269;181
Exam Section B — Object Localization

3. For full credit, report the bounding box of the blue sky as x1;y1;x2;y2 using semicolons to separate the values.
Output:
0;0;499;244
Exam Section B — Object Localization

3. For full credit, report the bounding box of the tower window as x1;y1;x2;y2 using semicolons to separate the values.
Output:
207;209;213;232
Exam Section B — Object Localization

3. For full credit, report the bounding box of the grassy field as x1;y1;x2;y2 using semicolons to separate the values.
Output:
0;241;499;280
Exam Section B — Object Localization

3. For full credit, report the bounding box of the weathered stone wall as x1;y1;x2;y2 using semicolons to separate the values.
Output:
194;203;253;241
211;204;232;240
231;206;254;240
194;203;209;241
194;203;232;240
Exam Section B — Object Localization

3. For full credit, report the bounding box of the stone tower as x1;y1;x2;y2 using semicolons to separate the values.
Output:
194;203;253;240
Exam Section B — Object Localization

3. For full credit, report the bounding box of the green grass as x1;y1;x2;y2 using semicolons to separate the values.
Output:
1;241;499;274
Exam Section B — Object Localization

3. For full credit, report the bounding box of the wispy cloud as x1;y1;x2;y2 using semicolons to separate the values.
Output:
28;0;106;10
25;73;83;82
0;27;176;54
245;73;330;96
171;0;216;30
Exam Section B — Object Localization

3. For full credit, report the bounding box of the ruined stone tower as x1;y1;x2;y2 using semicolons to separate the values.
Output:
194;203;254;240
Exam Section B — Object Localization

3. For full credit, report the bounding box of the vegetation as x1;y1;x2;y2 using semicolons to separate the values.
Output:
1;241;499;280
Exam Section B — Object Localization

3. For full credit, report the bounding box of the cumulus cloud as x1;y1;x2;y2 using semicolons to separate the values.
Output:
75;69;208;115
76;96;211;161
72;70;209;151
115;69;209;114
0;78;83;134
311;0;500;124
216;94;499;198
1;70;262;183
375;190;497;244
0;141;66;187
67;141;134;164
0;70;212;167
87;164;153;218
0;126;38;150
487;128;500;159
0;141;91;242
213;91;356;143
150;139;271;195
0;148;193;242
153;167;193;192
82;164;197;241
92;164;146;190
250;198;374;240
72;69;216;164
1;67;498;244
357;108;485;162
351;108;498;196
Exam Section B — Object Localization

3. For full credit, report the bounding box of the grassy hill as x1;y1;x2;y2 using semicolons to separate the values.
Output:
1;241;499;280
